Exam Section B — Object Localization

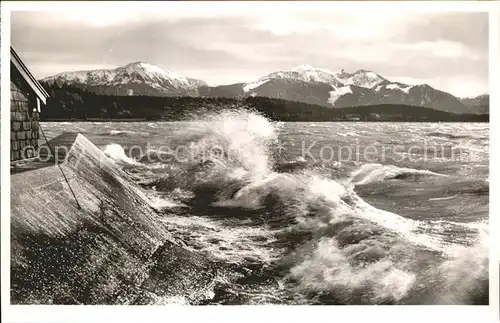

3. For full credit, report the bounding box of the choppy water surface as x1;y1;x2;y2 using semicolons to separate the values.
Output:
42;112;489;305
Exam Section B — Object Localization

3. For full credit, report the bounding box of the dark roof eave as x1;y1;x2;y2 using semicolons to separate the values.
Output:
10;46;50;104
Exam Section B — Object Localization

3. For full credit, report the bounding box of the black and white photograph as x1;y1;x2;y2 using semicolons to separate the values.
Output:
3;0;493;310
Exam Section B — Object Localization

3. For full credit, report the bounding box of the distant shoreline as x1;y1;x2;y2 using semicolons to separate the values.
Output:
39;88;489;123
43;118;148;122
41;119;489;123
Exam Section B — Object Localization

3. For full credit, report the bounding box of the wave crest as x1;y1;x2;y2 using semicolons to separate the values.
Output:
101;111;488;305
349;163;445;185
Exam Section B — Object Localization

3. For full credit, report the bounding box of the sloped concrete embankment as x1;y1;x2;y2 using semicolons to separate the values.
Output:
11;134;217;304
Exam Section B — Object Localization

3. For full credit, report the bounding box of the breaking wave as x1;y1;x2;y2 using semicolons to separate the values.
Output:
103;143;138;165
349;163;445;186
99;129;151;137
104;110;488;305
426;131;486;140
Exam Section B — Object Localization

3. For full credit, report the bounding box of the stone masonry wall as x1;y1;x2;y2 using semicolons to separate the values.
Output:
11;69;40;161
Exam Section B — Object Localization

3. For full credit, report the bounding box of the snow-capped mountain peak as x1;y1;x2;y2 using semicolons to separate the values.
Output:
119;61;190;84
121;61;169;75
42;62;207;94
243;65;341;92
291;64;332;73
242;65;387;93
334;69;386;89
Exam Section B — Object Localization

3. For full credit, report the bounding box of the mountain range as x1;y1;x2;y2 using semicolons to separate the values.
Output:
459;94;490;114
41;62;489;115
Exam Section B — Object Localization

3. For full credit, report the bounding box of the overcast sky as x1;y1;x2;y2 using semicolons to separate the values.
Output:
11;4;489;97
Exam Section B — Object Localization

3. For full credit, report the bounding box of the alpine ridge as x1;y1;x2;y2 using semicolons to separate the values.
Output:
41;63;486;114
42;62;207;97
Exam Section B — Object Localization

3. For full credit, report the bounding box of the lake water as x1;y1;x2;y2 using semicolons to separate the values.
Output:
41;110;489;304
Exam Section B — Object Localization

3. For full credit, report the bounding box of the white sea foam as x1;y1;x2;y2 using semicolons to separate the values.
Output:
159;214;281;264
349;163;445;185
105;111;488;305
173;110;278;175
147;194;182;211
109;129;150;136
289;237;416;303
429;195;458;201
103;143;137;165
109;130;134;135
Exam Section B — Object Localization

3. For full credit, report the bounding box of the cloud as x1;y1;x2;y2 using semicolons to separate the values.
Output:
394;40;483;60
10;7;488;97
394;12;489;51
251;19;320;36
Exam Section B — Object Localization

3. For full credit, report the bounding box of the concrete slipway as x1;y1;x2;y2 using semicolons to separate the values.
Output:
10;133;217;304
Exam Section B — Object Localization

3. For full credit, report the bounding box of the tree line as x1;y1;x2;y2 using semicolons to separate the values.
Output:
39;83;489;122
